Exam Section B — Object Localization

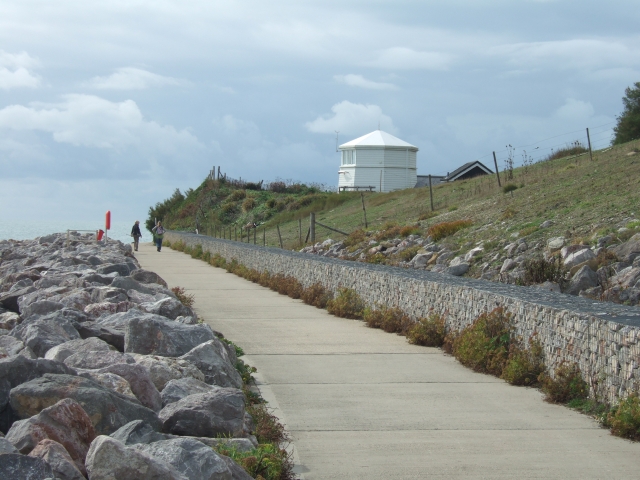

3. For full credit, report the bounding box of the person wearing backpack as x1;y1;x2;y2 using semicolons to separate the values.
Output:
151;221;165;252
130;220;142;251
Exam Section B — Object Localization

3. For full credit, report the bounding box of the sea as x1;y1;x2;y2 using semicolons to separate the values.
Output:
0;220;146;245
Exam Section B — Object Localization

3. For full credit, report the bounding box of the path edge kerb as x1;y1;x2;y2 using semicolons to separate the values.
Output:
166;231;640;403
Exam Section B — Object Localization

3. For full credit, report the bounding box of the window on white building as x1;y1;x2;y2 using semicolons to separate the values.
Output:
341;150;356;165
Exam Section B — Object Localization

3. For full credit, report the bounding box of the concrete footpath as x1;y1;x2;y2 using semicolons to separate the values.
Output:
136;243;640;479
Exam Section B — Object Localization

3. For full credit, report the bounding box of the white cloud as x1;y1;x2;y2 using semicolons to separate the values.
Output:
364;47;452;70
88;67;189;90
0;50;41;89
0;94;201;153
305;101;397;136
334;74;397;90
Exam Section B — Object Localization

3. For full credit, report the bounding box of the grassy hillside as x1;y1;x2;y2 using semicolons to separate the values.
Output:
149;138;640;277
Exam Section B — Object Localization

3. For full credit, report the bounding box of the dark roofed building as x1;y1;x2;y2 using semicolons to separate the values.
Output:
444;161;493;182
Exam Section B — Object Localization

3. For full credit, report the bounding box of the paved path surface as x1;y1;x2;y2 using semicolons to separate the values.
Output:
137;243;640;479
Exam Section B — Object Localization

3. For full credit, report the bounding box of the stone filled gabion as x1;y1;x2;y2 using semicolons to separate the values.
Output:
169;231;640;404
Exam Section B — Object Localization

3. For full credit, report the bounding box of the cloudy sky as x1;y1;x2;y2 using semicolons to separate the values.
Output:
1;0;638;224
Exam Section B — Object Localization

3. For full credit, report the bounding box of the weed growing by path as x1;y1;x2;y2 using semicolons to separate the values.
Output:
406;313;446;347
363;306;412;334
170;286;195;308
300;282;332;308
608;394;640;441
327;288;365;319
501;339;545;386
539;362;589;403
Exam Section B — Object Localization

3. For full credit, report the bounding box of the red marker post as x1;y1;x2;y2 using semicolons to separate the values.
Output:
105;210;111;244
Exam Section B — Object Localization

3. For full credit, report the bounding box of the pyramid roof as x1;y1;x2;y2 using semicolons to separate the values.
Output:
339;130;418;150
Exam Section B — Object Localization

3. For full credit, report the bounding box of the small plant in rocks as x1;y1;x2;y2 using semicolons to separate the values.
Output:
170;286;195;308
327;288;365;319
539;362;589;403
518;256;566;286
406;313;446;347
446;307;511;376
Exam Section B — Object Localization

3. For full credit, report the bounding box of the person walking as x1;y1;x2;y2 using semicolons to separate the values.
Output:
151;221;165;252
130;220;142;251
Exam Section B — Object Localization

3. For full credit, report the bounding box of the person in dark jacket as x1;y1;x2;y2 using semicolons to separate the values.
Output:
151;221;165;252
131;220;142;251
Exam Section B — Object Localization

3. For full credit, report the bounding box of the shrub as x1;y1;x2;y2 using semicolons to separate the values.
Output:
202;250;211;262
363;306;412;334
406;313;446;347
503;184;518;194
364;252;386;264
300;283;332;308
327;288;365;319
399;225;421;237
539;362;589;403
518;256;566;286
170;286;195;308
242;197;257;212
609;394;640;441
190;244;203;259
375;222;402;241
544;140;589;160
343;229;366;248
268;274;303;299
172;239;186;251
427;220;472;242
500;207;517;220
398;245;421;262
269;181;287;193
210;253;227;268
501;339;545;386
265;198;277;209
448;307;511;376
229;189;247;201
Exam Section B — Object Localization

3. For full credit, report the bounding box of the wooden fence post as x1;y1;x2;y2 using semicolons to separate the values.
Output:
253;228;256;244
263;228;266;246
493;151;502;187
428;174;434;212
298;218;302;245
276;225;283;249
310;212;315;244
360;192;368;228
586;128;593;162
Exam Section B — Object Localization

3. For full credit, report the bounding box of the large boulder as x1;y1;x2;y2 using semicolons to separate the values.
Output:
563;247;596;270
10;374;162;435
96;263;137;277
10;312;80;357
92;363;163;412
158;389;246;438
140;298;194;320
28;439;85;480
85;435;186;480
0;454;55;479
44;336;114;362
131;354;206;391
0;311;21;331
444;263;470;276
64;349;135;370
566;265;599;295
20;299;64;319
130;269;168;287
80;272;115;286
112;276;154;295
90;286;129;304
133;437;251;480
0;355;75;390
161;378;220;407
0;437;18;453
124;316;214;357
0;286;36;313
612;233;640;264
84;301;136;318
73;320;125;351
110;420;168;445
76;371;136;399
5;398;95;474
0;336;27;357
179;340;242;388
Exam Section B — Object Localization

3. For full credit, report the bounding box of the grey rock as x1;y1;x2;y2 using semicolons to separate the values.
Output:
0;454;55;480
0;286;37;313
535;281;562;293
140;297;194;320
566;265;598;295
0;436;18;454
134;437;250;480
112;276;154;295
130;269;168;287
410;253;432;267
132;354;205;391
547;237;565;250
110;420;168;445
612;233;640;263
563;248;596;270
500;258;517;273
81;272;115;285
85;435;186;480
0;311;21;331
92;363;163;412
175;315;199;325
5;398;95;474
540;220;553;228
10;374;161;435
97;262;137;277
44;337;114;363
158;389;245;438
464;247;483;262
73;321;125;351
76;371;136;399
91;286;129;304
11;312;80;357
20;300;65;320
0;355;76;390
28;438;85;480
63;349;135;370
444;263;470;276
124;316;214;357
0;336;26;357
161;377;219;406
179;340;242;388
435;251;454;265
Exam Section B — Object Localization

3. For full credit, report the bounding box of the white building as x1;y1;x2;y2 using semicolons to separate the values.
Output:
338;130;418;193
